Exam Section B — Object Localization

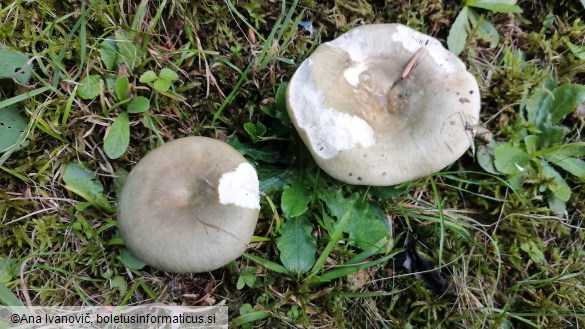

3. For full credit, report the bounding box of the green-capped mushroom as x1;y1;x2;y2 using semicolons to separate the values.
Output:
118;136;260;273
286;24;481;186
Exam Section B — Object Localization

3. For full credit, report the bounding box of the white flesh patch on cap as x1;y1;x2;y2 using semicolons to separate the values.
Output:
344;62;368;86
327;29;368;62
291;59;375;159
218;163;260;209
393;25;460;72
309;107;375;159
326;30;370;87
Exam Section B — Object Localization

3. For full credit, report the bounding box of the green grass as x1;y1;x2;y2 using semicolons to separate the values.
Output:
1;0;584;328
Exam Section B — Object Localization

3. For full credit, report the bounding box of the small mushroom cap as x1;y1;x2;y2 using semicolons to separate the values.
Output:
286;24;481;186
118;136;260;273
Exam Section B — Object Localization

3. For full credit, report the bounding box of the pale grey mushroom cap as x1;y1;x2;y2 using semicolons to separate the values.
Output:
118;136;260;273
286;24;481;186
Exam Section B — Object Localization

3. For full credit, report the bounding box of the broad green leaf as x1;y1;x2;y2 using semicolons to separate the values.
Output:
237;268;258;289
0;282;24;306
153;79;171;92
236;276;245;289
310;190;357;274
525;78;556;125
258;167;293;195
0;104;29;153
109;276;128;296
104;112;130;159
477;144;498;174
319;190;356;231
127;96;150;113
139;71;157;83
273;83;293;128
543;154;585;179
258;104;276;118
61;163;112;212
541;161;571;201
493;142;530;175
548;84;585;124
275;82;288;112
468;8;499;48
447;6;469;55
159;68;179;81
75;201;92;212
524;135;538;155
244;122;267;143
114;31;143;71
227;136;277;163
566;41;585;60
0;47;32;84
466;0;522;13
548;195;566;215
117;248;146;270
115;76;130;101
78;75;102;100
276;217;316;274
281;179;311;217
320;190;389;250
99;39;118;70
538;125;569;150
344;202;390;250
105;77;117;95
536;143;585;158
368;183;411;201
241;268;257;288
0;258;18;283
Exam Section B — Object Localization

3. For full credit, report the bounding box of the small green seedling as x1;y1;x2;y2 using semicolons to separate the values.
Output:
237;267;259;289
242;83;291;144
243;122;267;143
114;76;150;114
76;71;151;160
139;68;180;93
233;303;270;329
84;31;151;160
103;76;150;159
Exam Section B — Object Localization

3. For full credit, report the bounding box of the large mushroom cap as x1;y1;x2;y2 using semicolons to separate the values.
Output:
118;136;260;273
286;23;481;186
